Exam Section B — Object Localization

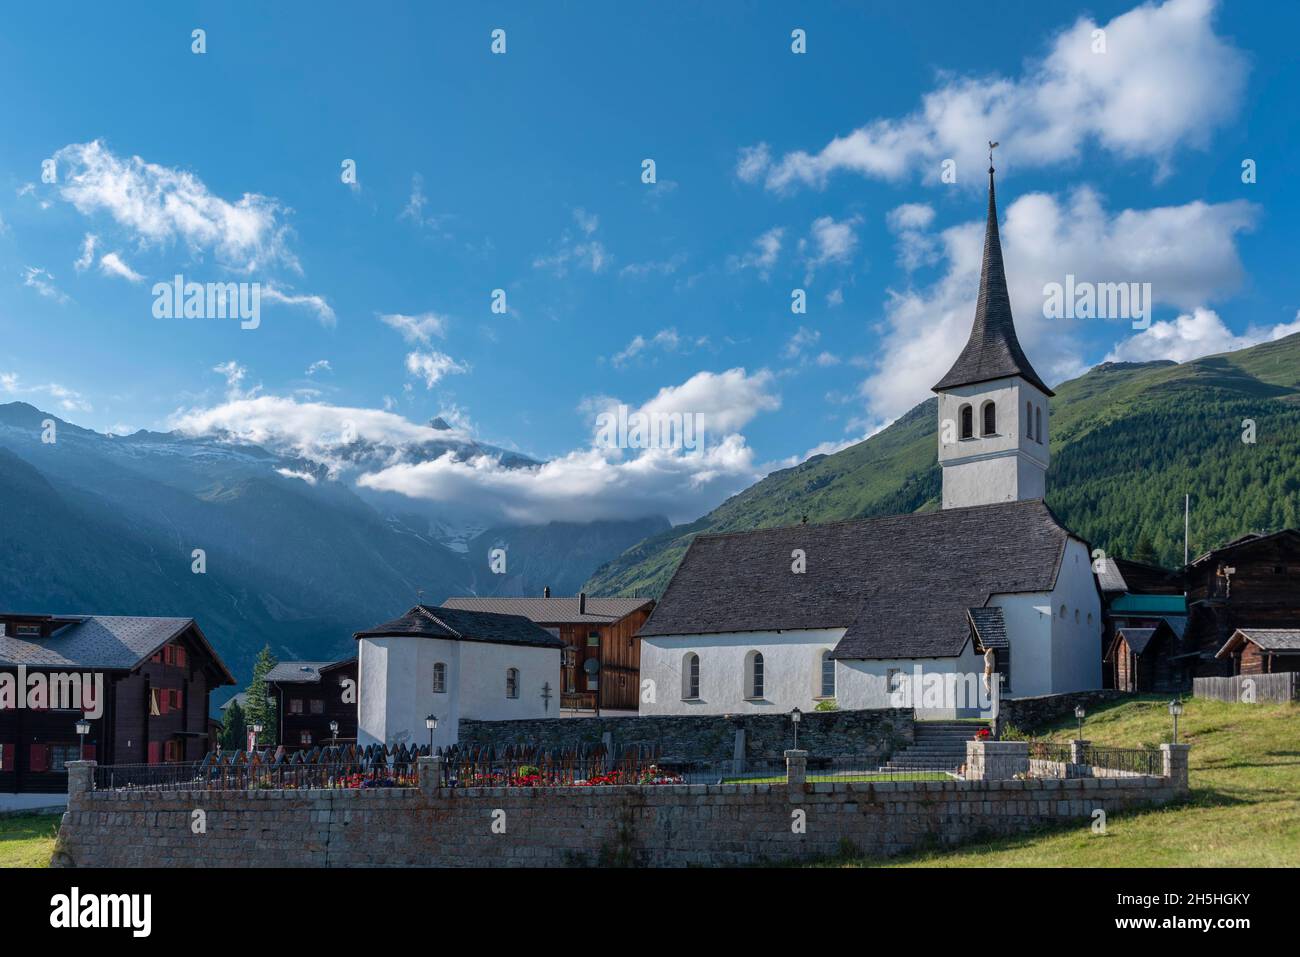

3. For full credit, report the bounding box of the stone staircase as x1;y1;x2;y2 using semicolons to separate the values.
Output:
879;721;989;773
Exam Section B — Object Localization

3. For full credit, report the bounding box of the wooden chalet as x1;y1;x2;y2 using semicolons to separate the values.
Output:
1096;557;1188;690
267;657;358;750
440;591;654;711
1183;529;1300;678
0;613;235;794
1215;629;1300;676
1105;619;1187;692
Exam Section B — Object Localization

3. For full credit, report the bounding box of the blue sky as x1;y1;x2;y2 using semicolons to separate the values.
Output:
1;0;1298;524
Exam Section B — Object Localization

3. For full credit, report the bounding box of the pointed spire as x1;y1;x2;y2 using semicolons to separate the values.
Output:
932;159;1054;397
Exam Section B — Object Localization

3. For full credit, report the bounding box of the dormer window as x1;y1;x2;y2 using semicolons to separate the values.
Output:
959;404;974;440
981;401;996;437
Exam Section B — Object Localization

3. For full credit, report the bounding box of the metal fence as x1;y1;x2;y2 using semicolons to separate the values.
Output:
435;742;676;787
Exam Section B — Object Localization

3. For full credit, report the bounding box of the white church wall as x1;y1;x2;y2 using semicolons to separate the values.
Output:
835;644;987;718
639;629;843;715
937;377;1051;509
988;592;1054;697
1049;538;1105;692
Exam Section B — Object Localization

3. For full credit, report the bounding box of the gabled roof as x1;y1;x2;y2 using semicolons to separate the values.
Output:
967;607;1008;650
1216;628;1300;658
0;614;235;684
1188;528;1300;568
1105;618;1182;662
1116;628;1157;656
266;661;336;684
354;604;564;650
439;595;651;625
932;166;1054;397
638;499;1075;660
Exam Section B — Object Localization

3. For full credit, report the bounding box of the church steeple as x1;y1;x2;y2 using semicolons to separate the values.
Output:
932;160;1053;398
932;147;1052;511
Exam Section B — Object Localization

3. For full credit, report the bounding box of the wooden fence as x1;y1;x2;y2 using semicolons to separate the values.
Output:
1193;671;1298;704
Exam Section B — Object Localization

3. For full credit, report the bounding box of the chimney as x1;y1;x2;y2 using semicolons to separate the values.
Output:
543;586;551;598
578;592;587;615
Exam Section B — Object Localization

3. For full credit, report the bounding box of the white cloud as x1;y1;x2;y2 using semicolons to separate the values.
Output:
212;360;250;398
1105;308;1300;363
803;216;860;278
533;209;609;276
887;203;939;271
1;371;91;412
52;140;299;273
857;188;1258;423
610;328;708;366
22;266;69;303
306;359;332;376
782;326;821;359
98;251;144;282
572;207;599;235
729;227;784;278
262;284;336;326
740;0;1246;192
379;311;447;344
405;350;469;388
74;233;97;271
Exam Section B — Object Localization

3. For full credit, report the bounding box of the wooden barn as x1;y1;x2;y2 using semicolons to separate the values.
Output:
440;592;653;711
267;657;358;750
1215;629;1300;676
0;613;234;795
1105;619;1188;692
1183;529;1300;678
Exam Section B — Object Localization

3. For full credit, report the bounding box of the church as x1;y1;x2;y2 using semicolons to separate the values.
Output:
637;162;1104;718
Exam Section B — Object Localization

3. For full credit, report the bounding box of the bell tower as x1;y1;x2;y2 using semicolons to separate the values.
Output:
932;147;1053;510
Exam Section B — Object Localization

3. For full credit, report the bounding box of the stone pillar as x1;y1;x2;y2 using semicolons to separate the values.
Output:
65;760;95;803
965;740;1028;780
1160;743;1190;792
1069;739;1090;765
417;755;443;798
785;749;808;786
733;727;746;776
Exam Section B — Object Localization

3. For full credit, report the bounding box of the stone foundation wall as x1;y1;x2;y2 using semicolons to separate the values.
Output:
53;773;1182;868
1001;690;1129;731
458;708;913;763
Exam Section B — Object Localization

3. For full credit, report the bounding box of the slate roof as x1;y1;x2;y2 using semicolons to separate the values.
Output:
440;595;652;625
1116;628;1157;656
1096;559;1128;594
638;499;1077;660
967;607;1009;650
354;604;565;650
1188;529;1300;567
0;614;235;683
932;167;1054;397
266;661;336;684
1216;628;1300;658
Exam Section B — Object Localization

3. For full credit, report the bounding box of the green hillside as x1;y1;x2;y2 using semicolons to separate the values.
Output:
586;333;1300;596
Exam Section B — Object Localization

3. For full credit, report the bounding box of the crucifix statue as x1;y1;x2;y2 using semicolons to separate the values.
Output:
540;681;553;713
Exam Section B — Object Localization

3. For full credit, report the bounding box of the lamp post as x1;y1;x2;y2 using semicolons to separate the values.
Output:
252;722;263;751
791;707;802;750
329;720;339;748
426;714;438;753
1168;698;1183;744
75;716;91;760
1074;704;1086;740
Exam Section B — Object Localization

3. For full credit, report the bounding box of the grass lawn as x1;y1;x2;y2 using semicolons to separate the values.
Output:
831;695;1300;868
0;813;61;868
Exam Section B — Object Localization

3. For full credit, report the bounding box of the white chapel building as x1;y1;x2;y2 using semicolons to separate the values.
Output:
637;164;1103;717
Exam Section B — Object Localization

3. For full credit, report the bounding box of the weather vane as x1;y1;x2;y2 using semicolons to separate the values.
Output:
989;140;999;170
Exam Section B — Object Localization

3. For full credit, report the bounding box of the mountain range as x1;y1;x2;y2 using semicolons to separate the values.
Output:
585;333;1300;596
0;402;666;683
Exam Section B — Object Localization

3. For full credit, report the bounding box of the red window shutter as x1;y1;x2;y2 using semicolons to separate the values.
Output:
147;742;161;765
29;744;48;772
1;743;14;770
84;744;96;761
175;688;184;712
176;647;187;669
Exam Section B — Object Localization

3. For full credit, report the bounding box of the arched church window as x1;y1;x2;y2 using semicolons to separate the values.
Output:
959;404;973;440
1035;407;1044;444
1026;401;1034;440
682;653;700;700
745;651;765;699
820;650;835;698
981;401;996;436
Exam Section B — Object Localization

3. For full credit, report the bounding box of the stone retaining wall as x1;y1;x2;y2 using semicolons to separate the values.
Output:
52;765;1184;868
458;708;913;763
1001;690;1129;731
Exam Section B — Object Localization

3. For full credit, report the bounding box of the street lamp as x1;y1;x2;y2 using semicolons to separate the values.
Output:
791;707;802;750
252;722;263;750
1074;704;1086;740
1168;698;1184;744
75;716;91;760
426;714;439;752
329;720;340;748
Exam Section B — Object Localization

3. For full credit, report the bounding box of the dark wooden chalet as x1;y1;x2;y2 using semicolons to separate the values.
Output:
0;613;235;794
1183;529;1300;678
1215;629;1300;676
1105;619;1187;692
267;657;358;750
441;591;654;711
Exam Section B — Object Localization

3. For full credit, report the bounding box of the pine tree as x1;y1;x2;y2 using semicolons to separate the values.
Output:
244;646;279;748
219;698;247;751
1132;534;1158;566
